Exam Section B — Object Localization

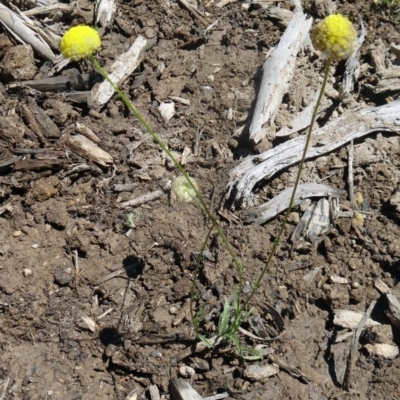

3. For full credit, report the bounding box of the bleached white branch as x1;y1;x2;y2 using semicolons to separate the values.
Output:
241;183;341;225
248;12;313;143
227;99;400;208
0;3;55;62
89;35;151;109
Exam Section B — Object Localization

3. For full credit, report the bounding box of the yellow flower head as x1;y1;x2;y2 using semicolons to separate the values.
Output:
311;14;357;62
60;26;101;61
173;176;198;203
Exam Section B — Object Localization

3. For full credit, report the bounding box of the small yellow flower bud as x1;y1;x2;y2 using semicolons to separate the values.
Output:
173;176;198;203
355;192;363;207
311;14;357;62
351;211;364;229
60;26;101;61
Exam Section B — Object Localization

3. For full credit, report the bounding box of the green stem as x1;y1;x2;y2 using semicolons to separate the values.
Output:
236;59;332;320
89;55;243;286
189;224;214;335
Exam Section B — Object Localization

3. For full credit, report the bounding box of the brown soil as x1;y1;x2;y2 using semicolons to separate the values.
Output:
1;0;400;399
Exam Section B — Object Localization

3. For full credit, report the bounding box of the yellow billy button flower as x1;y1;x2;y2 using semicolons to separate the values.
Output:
311;14;357;62
60;26;101;61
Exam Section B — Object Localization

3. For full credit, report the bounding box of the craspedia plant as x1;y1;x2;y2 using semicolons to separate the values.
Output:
59;25;101;61
311;14;357;62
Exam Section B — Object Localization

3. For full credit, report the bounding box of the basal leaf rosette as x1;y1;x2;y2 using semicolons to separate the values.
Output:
173;176;198;203
60;26;101;61
311;14;357;62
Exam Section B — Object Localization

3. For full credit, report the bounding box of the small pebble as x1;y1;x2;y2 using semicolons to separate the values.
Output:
179;365;195;377
322;283;331;292
21;226;30;234
242;281;251;295
54;270;73;286
352;282;360;289
151;351;162;358
169;306;178;315
23;268;32;277
144;28;157;38
202;290;212;301
32;243;39;249
288;212;300;224
13;230;22;237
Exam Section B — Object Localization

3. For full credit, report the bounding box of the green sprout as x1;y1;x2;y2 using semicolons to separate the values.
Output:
374;0;400;19
124;212;140;237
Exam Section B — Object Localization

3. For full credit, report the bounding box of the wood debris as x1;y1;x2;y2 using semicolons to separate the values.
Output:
19;102;61;142
268;355;312;384
333;309;380;330
89;35;155;109
227;99;400;208
64;135;113;166
343;301;376;391
0;3;55;62
22;2;75;16
8;69;97;92
363;343;399;360
339;21;366;100
170;378;203;400
386;290;400;331
241;183;341;225
330;275;349;284
291;198;336;244
148;384;161;400
176;0;208;26
158;101;176;122
248;12;312;143
244;363;280;380
95;0;115;28
118;190;163;208
75;122;101;143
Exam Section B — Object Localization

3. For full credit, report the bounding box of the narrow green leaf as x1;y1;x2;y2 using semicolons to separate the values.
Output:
193;305;205;326
197;333;213;348
241;347;262;361
229;334;242;354
218;298;230;336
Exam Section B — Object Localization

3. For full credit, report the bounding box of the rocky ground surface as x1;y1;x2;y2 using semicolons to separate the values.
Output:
0;0;400;399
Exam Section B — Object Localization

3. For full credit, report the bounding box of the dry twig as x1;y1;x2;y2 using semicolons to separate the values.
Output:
342;301;377;391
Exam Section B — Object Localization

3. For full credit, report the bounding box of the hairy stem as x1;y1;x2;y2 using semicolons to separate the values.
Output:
89;55;243;307
237;59;332;320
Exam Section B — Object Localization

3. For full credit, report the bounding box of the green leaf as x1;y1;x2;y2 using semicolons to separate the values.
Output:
229;334;242;353
240;347;262;361
218;298;230;336
197;333;212;348
243;308;253;321
233;290;240;312
193;305;205;327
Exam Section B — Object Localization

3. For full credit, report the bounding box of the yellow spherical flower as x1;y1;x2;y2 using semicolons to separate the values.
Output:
311;14;357;62
60;26;101;61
